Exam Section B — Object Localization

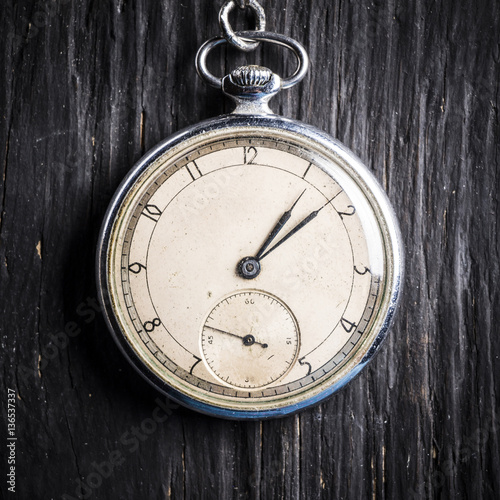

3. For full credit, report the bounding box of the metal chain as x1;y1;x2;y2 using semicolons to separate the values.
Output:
219;0;266;52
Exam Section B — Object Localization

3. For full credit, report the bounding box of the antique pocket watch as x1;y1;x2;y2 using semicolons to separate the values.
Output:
97;0;403;419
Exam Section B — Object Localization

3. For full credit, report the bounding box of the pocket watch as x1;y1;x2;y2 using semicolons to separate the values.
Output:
97;0;403;419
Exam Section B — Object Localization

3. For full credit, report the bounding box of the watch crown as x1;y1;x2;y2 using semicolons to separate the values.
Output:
230;65;273;87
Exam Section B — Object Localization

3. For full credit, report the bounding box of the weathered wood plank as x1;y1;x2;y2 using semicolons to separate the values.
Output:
1;0;499;498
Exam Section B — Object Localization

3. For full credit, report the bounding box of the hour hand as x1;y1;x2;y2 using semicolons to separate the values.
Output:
237;189;306;279
258;194;338;260
255;189;306;260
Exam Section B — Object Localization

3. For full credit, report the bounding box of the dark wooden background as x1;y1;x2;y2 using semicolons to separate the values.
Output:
1;0;499;498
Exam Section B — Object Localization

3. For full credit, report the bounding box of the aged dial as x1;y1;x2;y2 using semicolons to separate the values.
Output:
201;290;300;388
99;119;401;418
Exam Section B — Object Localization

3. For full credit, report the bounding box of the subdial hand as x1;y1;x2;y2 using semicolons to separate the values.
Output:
205;325;268;348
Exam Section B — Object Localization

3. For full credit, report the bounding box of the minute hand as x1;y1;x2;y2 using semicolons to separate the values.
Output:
259;195;338;260
255;189;306;260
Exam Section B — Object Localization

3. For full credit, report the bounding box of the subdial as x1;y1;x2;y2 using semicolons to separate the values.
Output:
201;290;300;389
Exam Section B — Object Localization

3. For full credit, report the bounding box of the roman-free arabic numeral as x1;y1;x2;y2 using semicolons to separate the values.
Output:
129;262;146;274
338;205;356;219
299;356;312;376
354;265;371;275
144;318;161;332
302;162;312;179
340;317;357;333
243;146;258;165
142;204;162;222
190;356;202;375
186;161;203;181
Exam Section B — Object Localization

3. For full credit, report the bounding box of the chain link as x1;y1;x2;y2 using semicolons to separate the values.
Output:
219;0;266;52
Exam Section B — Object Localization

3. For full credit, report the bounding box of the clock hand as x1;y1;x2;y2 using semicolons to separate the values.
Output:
255;189;306;260
205;325;268;348
238;189;306;279
259;193;340;260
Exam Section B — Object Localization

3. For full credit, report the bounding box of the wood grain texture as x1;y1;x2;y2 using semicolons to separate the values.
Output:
1;0;499;499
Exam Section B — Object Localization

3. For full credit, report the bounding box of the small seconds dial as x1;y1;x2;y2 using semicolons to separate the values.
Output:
201;291;300;389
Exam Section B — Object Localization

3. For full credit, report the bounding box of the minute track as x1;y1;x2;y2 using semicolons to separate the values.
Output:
120;138;369;390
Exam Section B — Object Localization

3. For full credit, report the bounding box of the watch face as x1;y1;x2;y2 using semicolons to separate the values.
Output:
98;116;402;418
